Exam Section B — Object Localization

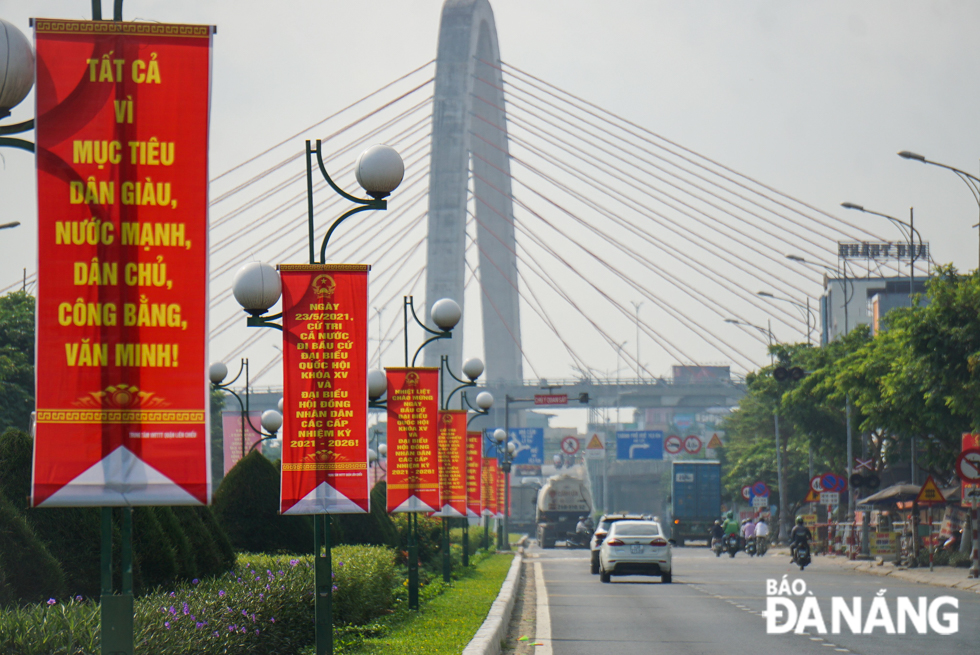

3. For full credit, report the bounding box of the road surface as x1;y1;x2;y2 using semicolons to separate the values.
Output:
529;543;979;655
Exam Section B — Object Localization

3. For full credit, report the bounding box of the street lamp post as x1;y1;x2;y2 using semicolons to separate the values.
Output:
841;203;925;308
233;144;403;655
898;151;980;267
631;301;643;377
369;295;461;610
492;427;517;549
757;291;816;346
436;355;485;581
462;390;494;564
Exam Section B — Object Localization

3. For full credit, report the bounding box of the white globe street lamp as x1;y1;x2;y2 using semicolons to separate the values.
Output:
233;262;282;316
355;144;405;199
475;391;494;410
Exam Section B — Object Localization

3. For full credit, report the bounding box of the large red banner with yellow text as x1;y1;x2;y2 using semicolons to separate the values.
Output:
482;457;499;518
31;20;213;507
280;265;369;514
466;431;483;518
433;411;467;517
386;368;439;512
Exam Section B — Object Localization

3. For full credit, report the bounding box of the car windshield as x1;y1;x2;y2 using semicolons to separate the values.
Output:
610;522;661;537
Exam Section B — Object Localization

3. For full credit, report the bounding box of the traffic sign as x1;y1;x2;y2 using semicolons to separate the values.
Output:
664;435;683;455
854;457;873;472
584;434;605;460
560;436;580;455
819;491;840;505
809;476;823;493
915;475;946;505
707;433;723;449
821;473;839;492
955;449;980;482
752;496;768;508
963;483;980;508
741;485;752;500
683;435;702;454
616;431;664;460
534;394;567;406
752;481;770;497
804;489;820;503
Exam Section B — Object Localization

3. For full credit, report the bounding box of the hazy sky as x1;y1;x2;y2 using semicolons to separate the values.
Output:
2;1;979;425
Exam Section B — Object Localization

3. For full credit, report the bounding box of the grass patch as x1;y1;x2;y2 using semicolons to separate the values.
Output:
336;552;514;655
507;533;525;544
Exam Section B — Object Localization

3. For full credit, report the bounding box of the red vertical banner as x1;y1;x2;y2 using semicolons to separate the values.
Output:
433;411;467;517
482;457;499;518
497;468;507;519
31;21;213;507
386;368;440;512
279;265;369;514
466;431;483;518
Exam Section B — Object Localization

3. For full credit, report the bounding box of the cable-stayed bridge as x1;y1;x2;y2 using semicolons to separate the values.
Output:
3;0;907;419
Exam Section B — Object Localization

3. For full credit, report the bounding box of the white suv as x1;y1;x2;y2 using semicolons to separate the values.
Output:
598;520;673;584
589;514;648;574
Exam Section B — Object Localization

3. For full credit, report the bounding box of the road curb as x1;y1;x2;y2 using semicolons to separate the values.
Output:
461;551;524;655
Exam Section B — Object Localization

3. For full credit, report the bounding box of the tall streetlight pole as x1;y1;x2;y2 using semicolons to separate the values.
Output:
630;301;643;378
898;151;980;267
841;202;926;308
723;318;774;363
757;291;816;346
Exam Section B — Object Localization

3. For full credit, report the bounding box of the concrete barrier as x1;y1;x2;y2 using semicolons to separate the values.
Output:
461;552;524;655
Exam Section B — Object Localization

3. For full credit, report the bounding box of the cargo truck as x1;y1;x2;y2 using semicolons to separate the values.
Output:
535;473;593;548
668;460;721;546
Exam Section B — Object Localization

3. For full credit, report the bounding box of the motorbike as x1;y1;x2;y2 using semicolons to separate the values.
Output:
792;541;811;571
711;537;724;557
745;537;757;557
725;532;741;558
756;536;768;556
565;530;592;549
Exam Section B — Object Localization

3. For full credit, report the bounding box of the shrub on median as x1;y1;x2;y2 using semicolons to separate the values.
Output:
0;547;397;655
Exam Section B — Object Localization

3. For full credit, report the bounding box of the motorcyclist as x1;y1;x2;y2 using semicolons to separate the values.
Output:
754;517;769;552
789;516;813;561
722;511;742;551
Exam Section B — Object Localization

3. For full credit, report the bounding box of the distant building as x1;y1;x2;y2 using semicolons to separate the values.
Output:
820;275;929;343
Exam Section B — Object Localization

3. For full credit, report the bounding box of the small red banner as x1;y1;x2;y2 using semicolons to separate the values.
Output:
222;411;263;475
497;466;507;518
386;368;440;512
466;431;483;518
534;394;568;406
31;20;213;507
433;411;467;517
482;457;499;517
279;265;370;514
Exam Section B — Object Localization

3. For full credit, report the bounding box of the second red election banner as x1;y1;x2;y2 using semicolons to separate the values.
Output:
466;431;483;518
434;411;467;517
31;20;213;507
279;265;369;514
386;368;440;512
482;457;499;517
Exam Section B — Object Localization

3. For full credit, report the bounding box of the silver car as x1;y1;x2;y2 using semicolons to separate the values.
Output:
598;520;673;584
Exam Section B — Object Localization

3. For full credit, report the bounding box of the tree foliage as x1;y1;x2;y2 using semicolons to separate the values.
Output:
0;291;35;433
723;266;980;509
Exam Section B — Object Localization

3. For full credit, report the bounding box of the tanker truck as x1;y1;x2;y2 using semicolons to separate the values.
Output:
535;473;593;548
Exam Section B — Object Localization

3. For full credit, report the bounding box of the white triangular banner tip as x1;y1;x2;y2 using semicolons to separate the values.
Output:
282;482;367;515
38;446;202;507
391;495;436;513
432;504;465;518
466;509;479;518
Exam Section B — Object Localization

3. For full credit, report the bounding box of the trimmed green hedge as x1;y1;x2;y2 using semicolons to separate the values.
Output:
0;494;65;604
0;429;236;602
0;548;398;655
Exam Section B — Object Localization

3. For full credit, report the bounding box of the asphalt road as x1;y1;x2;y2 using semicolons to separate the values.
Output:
531;543;980;655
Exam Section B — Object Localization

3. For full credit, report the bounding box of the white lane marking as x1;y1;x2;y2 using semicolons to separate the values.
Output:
534;562;553;655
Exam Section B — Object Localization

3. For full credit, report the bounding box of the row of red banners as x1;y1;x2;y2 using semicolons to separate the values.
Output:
27;21;503;516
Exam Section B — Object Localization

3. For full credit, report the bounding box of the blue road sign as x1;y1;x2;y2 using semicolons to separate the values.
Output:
482;428;545;465
509;428;544;466
616;431;664;460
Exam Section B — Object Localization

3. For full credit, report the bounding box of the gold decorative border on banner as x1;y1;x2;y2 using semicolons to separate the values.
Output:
282;462;368;472
33;19;213;37
387;483;440;490
278;264;371;272
36;409;205;424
